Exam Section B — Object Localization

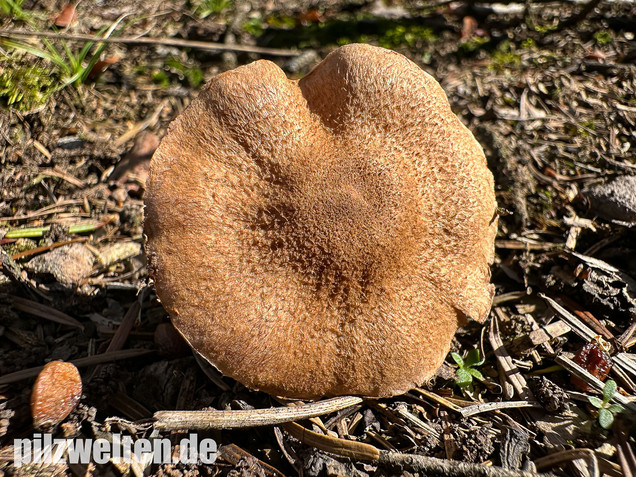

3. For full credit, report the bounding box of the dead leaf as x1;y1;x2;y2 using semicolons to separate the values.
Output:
461;16;478;40
52;3;77;28
87;56;121;80
110;131;159;187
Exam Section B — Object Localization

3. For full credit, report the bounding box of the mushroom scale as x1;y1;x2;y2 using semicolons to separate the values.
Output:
144;43;497;399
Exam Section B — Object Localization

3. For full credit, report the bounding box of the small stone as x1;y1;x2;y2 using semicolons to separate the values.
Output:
56;136;84;150
25;243;94;285
585;175;636;224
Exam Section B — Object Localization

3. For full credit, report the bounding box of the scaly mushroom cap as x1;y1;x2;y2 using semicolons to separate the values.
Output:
144;44;497;399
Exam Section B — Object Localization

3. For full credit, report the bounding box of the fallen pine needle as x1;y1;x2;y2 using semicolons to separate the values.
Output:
0;349;153;385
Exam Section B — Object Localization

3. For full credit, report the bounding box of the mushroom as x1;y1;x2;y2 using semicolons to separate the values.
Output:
144;43;497;399
31;361;82;428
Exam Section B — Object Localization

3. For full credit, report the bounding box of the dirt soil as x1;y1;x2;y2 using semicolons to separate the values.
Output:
0;0;635;476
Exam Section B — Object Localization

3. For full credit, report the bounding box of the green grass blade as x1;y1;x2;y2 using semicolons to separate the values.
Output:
78;42;107;84
77;41;94;61
4;226;51;239
0;38;69;75
61;40;80;72
5;222;103;239
41;37;71;75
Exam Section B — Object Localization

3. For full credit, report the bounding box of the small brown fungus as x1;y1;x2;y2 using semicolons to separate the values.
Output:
31;361;82;429
144;44;497;399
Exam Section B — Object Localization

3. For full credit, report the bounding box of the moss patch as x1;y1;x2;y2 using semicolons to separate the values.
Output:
0;60;56;112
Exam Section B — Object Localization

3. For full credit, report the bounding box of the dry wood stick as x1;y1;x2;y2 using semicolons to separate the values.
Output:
459;400;542;418
491;309;535;401
555;355;636;411
153;396;362;430
535;449;600;477
284;421;558;476
0;29;299;56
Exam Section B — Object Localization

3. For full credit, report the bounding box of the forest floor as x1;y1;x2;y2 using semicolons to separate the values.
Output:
0;0;635;475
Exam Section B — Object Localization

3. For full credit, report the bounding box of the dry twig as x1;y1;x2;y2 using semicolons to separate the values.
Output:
153;396;363;430
284;422;558;477
490;309;535;400
0;29;299;56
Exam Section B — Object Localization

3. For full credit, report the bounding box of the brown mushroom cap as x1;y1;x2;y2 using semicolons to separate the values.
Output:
144;43;497;399
31;361;82;428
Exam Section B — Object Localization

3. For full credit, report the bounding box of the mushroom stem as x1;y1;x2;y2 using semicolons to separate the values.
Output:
153;396;362;430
